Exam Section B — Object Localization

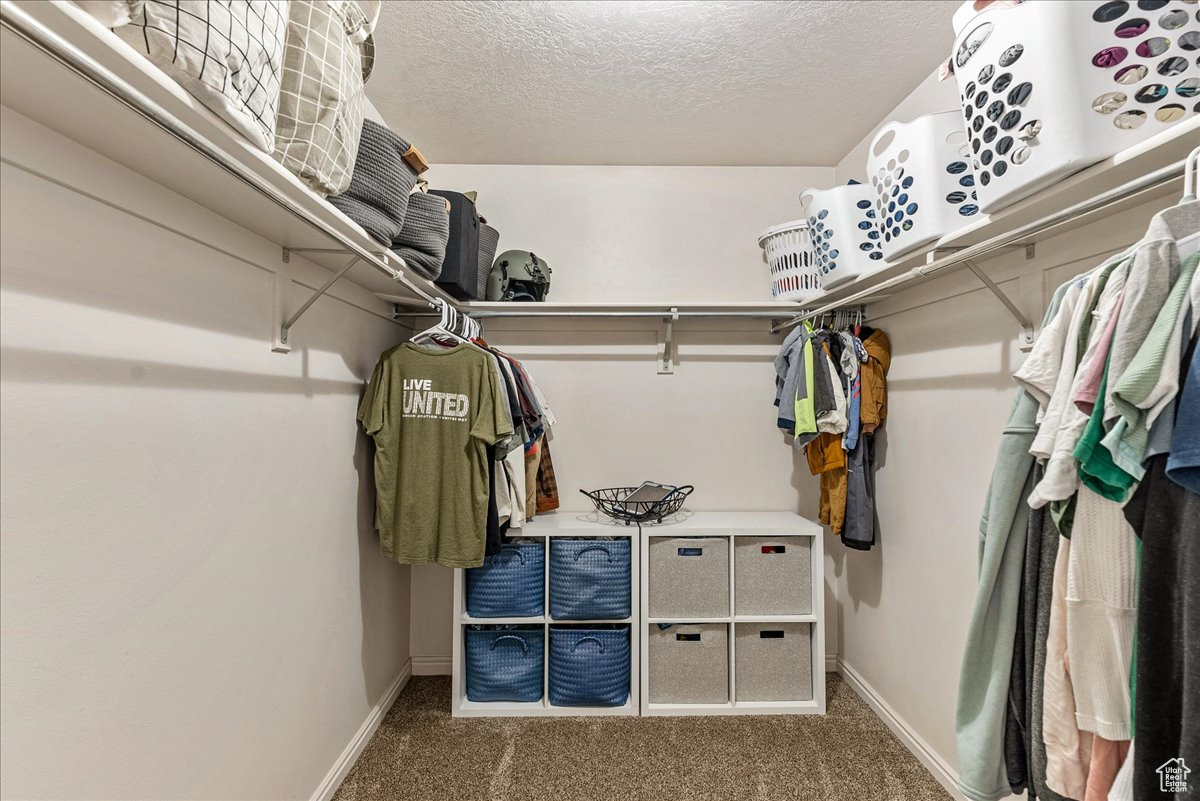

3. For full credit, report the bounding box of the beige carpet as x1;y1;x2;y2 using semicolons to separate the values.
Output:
333;673;953;801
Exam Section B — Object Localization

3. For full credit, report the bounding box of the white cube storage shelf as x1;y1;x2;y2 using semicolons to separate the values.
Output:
452;512;823;717
452;519;640;718
640;512;826;716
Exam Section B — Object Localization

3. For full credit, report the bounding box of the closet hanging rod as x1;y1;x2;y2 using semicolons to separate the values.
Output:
407;310;820;320
772;154;1190;334
0;1;441;313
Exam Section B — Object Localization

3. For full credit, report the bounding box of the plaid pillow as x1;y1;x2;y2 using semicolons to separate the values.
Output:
273;1;379;196
96;1;289;152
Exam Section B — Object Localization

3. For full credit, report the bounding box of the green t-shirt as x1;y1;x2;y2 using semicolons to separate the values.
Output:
357;343;513;567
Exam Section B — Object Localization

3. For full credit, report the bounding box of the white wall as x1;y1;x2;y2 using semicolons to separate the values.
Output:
0;109;412;801
408;163;837;669
825;72;1167;796
431;164;831;302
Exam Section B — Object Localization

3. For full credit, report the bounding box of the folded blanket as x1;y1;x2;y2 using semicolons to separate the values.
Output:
329;119;416;245
391;192;449;280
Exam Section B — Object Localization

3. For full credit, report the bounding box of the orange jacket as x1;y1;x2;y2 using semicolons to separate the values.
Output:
860;330;891;433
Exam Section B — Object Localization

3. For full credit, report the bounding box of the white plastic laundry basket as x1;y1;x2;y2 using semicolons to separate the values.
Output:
867;110;982;261
950;0;1200;213
757;220;821;303
800;184;885;289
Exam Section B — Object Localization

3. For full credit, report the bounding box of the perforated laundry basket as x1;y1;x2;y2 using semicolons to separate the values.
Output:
757;220;822;303
800;184;886;289
867;110;981;261
950;0;1200;213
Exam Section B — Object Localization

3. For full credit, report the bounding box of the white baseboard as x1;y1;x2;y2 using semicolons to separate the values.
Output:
310;659;412;801
412;656;452;675
825;653;838;672
836;658;967;801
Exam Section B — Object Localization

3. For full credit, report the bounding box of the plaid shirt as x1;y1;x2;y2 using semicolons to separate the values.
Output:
535;438;560;514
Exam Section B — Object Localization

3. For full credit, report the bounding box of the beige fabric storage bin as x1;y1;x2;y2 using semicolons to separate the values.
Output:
648;537;729;618
648;623;729;704
735;623;813;702
734;537;812;615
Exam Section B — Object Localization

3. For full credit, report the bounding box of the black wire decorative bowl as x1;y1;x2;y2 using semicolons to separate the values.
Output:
579;485;694;525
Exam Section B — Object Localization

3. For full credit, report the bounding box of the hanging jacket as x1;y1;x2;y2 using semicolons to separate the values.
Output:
860;329;892;433
957;286;1070;801
793;332;819;448
957;388;1041;801
774;325;806;433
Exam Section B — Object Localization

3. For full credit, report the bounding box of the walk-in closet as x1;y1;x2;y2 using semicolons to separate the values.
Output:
1;1;1197;800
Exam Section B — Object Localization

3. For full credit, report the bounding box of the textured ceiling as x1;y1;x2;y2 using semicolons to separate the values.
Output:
367;0;960;166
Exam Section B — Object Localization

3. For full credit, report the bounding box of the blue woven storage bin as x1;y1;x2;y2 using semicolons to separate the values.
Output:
549;539;631;620
465;627;544;702
465;542;544;618
548;626;630;707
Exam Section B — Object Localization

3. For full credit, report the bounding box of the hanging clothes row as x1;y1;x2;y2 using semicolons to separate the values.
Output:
775;311;891;550
956;183;1200;801
357;304;558;568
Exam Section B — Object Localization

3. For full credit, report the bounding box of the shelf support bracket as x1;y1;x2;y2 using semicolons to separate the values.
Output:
659;307;679;375
273;255;361;351
961;258;1037;352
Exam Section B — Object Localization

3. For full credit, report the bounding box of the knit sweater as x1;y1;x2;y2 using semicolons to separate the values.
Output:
1065;486;1137;740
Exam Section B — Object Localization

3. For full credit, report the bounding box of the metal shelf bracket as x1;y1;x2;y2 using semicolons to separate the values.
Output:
957;256;1037;351
659;307;679;375
272;249;361;352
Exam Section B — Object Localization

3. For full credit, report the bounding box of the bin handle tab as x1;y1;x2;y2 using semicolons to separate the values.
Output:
570;636;606;654
493;545;527;565
490;635;530;654
572;544;614;563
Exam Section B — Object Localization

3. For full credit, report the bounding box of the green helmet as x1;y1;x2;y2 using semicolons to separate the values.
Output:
486;250;552;302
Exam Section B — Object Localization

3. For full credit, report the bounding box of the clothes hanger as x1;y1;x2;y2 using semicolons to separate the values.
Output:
412;299;468;345
1183;144;1199;203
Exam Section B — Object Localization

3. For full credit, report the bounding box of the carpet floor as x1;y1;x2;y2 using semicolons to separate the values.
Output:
333;673;953;801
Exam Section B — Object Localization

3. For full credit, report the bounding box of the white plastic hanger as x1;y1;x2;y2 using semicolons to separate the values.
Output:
412;299;468;345
1183;145;1199;203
